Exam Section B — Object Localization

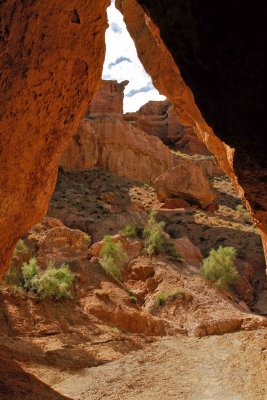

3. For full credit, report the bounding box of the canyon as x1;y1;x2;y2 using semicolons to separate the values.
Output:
0;0;267;399
0;0;266;274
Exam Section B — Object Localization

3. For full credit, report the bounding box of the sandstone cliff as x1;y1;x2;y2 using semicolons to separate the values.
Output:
60;115;174;184
124;100;209;155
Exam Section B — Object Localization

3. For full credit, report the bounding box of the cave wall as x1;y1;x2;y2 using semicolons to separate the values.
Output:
0;0;109;274
118;0;267;265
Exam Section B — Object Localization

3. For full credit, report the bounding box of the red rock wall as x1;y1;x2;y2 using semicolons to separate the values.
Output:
87;80;129;115
0;0;109;275
125;100;209;154
60;115;174;184
117;0;267;266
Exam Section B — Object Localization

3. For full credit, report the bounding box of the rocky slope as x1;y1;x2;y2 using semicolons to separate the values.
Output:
1;153;267;397
1;203;266;398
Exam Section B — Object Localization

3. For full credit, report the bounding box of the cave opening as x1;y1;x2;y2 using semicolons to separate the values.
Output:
102;0;165;113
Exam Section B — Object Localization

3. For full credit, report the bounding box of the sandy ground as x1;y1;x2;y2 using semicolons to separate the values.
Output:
29;329;267;400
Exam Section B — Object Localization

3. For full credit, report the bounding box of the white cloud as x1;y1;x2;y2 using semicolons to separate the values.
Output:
102;1;165;113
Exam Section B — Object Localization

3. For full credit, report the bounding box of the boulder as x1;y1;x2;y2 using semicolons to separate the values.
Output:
204;203;219;213
88;234;143;261
37;227;91;267
162;198;190;209
154;159;216;208
171;237;203;267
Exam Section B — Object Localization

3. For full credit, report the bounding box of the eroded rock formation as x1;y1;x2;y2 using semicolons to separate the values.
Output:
116;0;267;266
125;100;209;155
87;79;129;115
61;80;216;207
60;115;175;184
0;0;109;275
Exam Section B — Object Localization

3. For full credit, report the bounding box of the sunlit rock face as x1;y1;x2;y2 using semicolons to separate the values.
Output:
118;0;267;265
0;0;109;276
60;81;175;183
125;100;209;155
87;80;129;115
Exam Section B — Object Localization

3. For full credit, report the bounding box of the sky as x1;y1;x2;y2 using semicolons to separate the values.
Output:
102;0;166;113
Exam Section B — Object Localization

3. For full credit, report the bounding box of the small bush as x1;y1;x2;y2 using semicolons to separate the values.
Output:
236;204;251;223
22;257;40;289
157;288;186;306
99;236;129;281
120;224;144;239
14;239;29;256
31;263;74;299
143;212;181;260
172;288;186;299
125;288;138;303
156;291;169;306
200;246;239;289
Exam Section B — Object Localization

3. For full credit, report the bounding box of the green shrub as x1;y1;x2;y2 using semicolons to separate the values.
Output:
143;212;181;260
31;263;74;299
22;257;40;289
6;256;75;300
172;288;187;299
143;211;167;256
200;246;239;289
125;288;138;303
156;291;169;306
120;224;144;239
236;204;251;223
156;288;186;306
14;239;29;256
99;236;129;282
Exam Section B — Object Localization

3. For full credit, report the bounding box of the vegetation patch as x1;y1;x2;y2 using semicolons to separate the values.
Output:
14;239;29;256
236;204;251;223
120;224;144;239
200;246;239;289
30;263;74;299
143;212;182;260
99;235;129;282
156;288;187;306
5;257;75;300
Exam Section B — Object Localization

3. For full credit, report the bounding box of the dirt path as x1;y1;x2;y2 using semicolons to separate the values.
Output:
44;329;267;400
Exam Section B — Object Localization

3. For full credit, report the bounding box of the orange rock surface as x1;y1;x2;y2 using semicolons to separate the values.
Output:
155;159;216;208
60;115;175;184
0;0;109;275
87;80;129;115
